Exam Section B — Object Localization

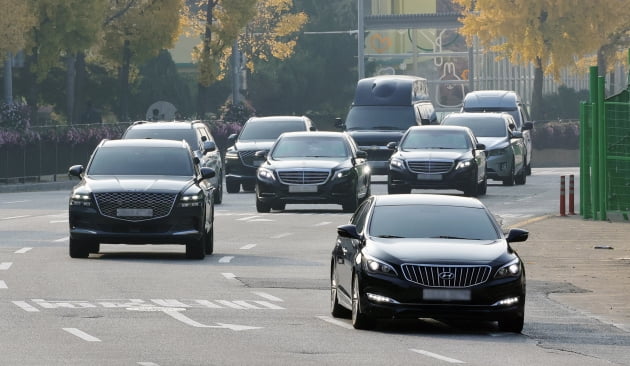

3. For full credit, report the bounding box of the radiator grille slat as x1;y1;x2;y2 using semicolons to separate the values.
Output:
277;169;330;185
95;192;177;222
402;264;491;288
407;160;453;174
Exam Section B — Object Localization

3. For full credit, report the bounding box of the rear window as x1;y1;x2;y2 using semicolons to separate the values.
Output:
87;146;193;176
272;136;348;158
401;130;470;150
442;117;507;138
239;121;306;140
345;106;416;131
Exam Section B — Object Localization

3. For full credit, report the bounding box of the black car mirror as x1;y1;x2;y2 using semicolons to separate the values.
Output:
199;167;216;180
386;141;398;150
511;131;523;139
334;117;344;129
506;228;529;243
203;140;217;153
476;143;486;150
254;150;268;160
227;134;238;145
337;224;362;240
355;150;368;159
193;156;201;165
523;122;534;131
68;165;84;178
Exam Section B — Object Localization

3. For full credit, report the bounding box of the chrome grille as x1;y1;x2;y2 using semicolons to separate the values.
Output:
401;264;491;288
277;169;330;185
94;192;177;222
239;150;260;167
407;160;453;174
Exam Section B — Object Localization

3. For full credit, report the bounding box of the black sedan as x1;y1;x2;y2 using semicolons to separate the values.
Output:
255;131;371;212
387;125;487;196
330;194;528;332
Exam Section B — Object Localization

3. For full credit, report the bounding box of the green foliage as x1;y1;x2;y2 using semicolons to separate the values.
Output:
540;86;589;120
532;120;580;149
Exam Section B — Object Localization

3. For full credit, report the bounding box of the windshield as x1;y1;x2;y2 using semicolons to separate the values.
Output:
442;117;507;138
369;204;499;240
272;136;348;158
124;128;197;150
402;130;470;150
345;106;416;131
87;146;194;176
239;120;306;140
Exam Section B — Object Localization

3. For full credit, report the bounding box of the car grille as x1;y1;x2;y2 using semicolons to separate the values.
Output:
277;169;330;185
94;192;177;222
239;150;260;167
401;264;492;288
407;160;453;174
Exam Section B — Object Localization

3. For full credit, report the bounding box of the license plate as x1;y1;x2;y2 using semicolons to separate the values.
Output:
289;185;317;193
117;208;153;217
423;289;471;301
417;173;442;181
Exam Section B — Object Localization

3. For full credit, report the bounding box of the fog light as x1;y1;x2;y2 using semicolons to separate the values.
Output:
493;297;519;306
367;293;400;304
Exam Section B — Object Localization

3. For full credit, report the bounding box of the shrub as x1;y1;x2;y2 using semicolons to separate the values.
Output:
531;120;580;149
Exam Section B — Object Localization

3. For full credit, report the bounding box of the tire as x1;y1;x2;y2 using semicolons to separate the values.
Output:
342;191;359;213
387;183;411;195
242;182;255;192
226;180;240;194
271;202;286;211
352;274;376;330
463;171;479;197
502;161;515;186
498;311;524;333
186;236;205;260
256;197;271;213
88;241;100;254
69;238;90;258
478;176;488;196
204;226;214;255
214;172;223;204
331;266;350;318
515;165;527;185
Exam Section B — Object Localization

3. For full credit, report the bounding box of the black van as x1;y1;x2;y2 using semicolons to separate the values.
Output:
336;75;437;175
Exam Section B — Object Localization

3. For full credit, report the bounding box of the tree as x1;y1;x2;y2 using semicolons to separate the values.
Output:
452;0;630;119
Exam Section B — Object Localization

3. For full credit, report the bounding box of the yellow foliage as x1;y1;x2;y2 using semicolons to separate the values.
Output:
0;0;36;57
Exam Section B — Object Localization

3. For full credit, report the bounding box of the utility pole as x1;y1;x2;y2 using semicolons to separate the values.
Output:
4;52;13;104
232;40;242;106
357;0;365;80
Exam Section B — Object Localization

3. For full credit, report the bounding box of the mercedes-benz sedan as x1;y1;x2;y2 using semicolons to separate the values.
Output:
330;194;528;332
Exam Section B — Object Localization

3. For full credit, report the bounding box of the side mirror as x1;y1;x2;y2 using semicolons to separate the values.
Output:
68;165;84;178
334;117;344;129
227;134;238;145
511;131;523;139
202;140;217;153
355;150;368;159
523;122;533;131
193;156;201;165
506;228;528;243
309;126;317;131
476;143;486;150
254;150;268;160
337;224;362;239
386;141;398;150
199;167;216;180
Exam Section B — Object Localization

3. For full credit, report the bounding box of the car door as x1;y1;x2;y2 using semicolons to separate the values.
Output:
335;200;371;300
346;135;371;198
470;132;487;182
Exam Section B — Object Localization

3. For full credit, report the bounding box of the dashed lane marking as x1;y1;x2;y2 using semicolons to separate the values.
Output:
0;280;7;289
13;298;286;311
240;244;257;250
317;316;354;330
63;328;101;342
53;236;69;243
252;292;284;302
15;248;32;254
1;215;31;220
0;262;12;270
49;220;68;224
409;349;465;364
270;233;292;239
219;256;234;263
314;221;332;227
222;273;237;280
12;301;39;312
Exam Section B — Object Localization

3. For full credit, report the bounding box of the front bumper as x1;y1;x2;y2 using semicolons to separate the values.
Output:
388;164;475;191
486;154;513;181
256;177;355;205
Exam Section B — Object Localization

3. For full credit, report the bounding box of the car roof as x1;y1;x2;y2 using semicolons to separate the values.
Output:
246;116;309;123
100;138;190;149
373;194;486;209
278;131;344;138
407;125;471;133
443;112;512;123
127;121;202;130
462;90;519;109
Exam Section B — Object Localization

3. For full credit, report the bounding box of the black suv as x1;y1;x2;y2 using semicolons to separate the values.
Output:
68;139;216;259
122;120;224;203
224;116;317;193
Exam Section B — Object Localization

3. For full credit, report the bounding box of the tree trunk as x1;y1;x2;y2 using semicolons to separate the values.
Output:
531;57;544;121
65;54;76;124
119;39;131;122
23;52;39;125
3;52;13;104
196;1;215;119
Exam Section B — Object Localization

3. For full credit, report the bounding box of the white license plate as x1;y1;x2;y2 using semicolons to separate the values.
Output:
417;173;442;181
423;289;471;301
117;208;153;217
289;185;317;193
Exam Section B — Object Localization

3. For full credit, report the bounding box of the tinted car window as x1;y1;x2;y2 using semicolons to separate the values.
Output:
239;121;306;140
272;136;348;158
88;147;193;176
402;130;470;150
123;129;198;149
345;106;416;130
443;117;507;138
369;204;499;240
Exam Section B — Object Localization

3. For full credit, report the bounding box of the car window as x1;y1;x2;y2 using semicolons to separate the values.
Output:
124;128;198;150
272;137;348;158
443;117;507;138
239;121;306;140
351;199;372;232
345;106;417;130
87;147;193;176
402;131;470;149
368;204;499;240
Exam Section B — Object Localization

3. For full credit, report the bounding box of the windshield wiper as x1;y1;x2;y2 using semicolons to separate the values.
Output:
431;235;469;239
371;126;401;130
376;234;405;238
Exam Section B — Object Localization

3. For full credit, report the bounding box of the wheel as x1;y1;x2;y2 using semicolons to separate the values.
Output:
478;176;488;196
387;183;411;194
214;172;223;204
271;202;286;211
463;171;479;197
515;165;527;185
69;238;90;258
204;226;214;255
242;182;255;192
502;161;515;186
186;235;206;260
498;311;524;333
352;274;376;330
88;241;100;254
331;265;350;318
226;179;240;194
342;191;359;213
256;196;271;213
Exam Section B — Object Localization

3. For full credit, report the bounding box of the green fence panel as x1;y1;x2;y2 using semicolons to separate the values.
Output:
605;101;630;217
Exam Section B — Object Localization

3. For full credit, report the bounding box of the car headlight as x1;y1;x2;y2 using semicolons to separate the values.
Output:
495;258;521;279
488;146;510;157
70;192;92;207
333;168;353;180
257;167;275;181
389;158;404;169
455;159;473;170
179;193;203;207
363;255;398;277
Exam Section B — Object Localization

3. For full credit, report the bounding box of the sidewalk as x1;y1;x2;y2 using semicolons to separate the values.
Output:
512;214;630;332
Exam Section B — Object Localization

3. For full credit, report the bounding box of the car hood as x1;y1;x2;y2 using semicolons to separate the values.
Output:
235;140;275;152
368;238;507;264
264;158;348;170
81;176;194;193
394;149;469;160
346;130;404;146
477;137;509;150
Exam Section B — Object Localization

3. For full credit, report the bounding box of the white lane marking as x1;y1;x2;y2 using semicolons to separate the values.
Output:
150;299;190;308
252;291;284;302
1;215;31;220
215;300;247;309
317;316;354;330
2;200;30;204
53;236;69;243
137;363;160;366
49;220;68;224
222;272;237;280
161;310;262;330
194;300;223;309
253;301;285;310
314;221;332;227
219;256;234;263
409;349;465;364
63;328;101;342
240;244;257;250
13;301;40;312
0;262;12;270
15;247;32;254
237;216;260;221
0;280;7;289
248;219;274;222
270;233;292;239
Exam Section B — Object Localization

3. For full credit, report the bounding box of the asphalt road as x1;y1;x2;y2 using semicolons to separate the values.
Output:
2;167;628;365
